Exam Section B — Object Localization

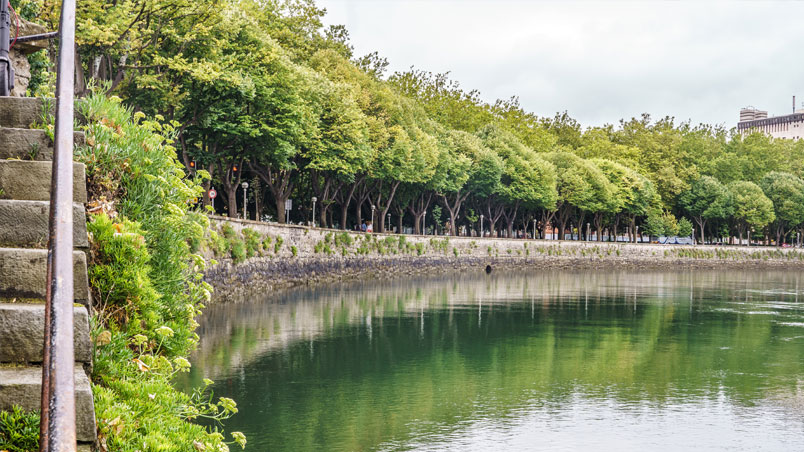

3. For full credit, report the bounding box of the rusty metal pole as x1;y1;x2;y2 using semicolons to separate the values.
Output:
0;0;14;96
40;0;76;450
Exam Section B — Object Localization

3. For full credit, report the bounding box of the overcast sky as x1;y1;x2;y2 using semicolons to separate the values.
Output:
317;0;804;129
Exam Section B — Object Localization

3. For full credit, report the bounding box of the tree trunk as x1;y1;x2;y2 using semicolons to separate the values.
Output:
441;190;470;236
249;161;294;224
407;192;433;235
336;176;363;230
502;202;520;238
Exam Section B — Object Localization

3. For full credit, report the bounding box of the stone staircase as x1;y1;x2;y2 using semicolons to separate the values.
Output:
0;96;96;450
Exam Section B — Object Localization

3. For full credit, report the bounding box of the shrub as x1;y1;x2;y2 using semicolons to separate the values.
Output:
75;92;241;450
0;405;39;452
274;236;284;254
291;245;298;257
208;230;228;257
230;238;247;263
242;228;261;257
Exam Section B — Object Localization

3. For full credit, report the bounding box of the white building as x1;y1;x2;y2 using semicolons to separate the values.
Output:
738;106;804;140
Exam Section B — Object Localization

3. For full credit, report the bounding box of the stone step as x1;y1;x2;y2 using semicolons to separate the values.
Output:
0;303;91;364
0;96;51;128
0;200;88;249
0;248;89;306
0;96;49;128
0;128;86;161
0;364;97;442
0;160;87;203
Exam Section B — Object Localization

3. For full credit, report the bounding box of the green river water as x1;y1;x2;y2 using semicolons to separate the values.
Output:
180;269;804;451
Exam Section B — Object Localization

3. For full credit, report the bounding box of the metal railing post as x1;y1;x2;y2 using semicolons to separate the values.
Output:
0;0;13;96
40;0;76;450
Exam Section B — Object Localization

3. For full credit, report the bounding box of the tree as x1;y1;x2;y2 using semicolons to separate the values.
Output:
678;176;733;244
677;217;693;238
543;152;611;241
727;181;775;245
760;172;804;245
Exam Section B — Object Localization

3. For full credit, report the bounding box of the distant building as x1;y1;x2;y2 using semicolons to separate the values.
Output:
737;105;804;140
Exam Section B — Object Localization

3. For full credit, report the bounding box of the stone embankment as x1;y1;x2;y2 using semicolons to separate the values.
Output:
203;216;804;302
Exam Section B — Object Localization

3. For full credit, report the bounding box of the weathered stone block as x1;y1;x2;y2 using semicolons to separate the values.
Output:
0;160;87;203
0;200;87;248
0;303;91;363
0;365;97;442
0;128;86;161
0;97;50;128
0;248;89;305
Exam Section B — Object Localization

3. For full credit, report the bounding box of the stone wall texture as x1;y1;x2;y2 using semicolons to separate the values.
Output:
203;216;804;302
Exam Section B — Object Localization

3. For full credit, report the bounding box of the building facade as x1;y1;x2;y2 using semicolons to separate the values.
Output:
737;106;804;140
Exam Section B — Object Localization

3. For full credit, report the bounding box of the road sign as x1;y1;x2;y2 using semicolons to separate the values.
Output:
209;189;217;199
285;199;293;211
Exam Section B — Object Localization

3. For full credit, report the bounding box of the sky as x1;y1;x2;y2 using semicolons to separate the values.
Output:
317;0;804;129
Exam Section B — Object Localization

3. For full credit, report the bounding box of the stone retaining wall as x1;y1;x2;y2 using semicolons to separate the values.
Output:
203;216;804;302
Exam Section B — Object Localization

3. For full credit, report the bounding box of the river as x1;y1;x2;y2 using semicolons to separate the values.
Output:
179;269;804;451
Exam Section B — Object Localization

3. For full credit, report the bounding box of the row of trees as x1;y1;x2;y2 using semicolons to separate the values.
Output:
34;0;804;244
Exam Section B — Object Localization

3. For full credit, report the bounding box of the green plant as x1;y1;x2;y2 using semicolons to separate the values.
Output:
230;238;247;263
261;235;273;251
274;236;284;254
291;245;298;257
76;92;241;450
27;142;41;160
242;228;261;257
208;230;228;257
0;405;39;452
220;223;236;239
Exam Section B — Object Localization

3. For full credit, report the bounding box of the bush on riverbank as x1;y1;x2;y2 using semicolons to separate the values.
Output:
75;91;245;451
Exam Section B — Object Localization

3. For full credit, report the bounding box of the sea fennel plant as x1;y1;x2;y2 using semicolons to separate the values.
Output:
75;92;245;451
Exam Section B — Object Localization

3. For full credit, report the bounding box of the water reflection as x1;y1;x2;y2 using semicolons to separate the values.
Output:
180;269;804;452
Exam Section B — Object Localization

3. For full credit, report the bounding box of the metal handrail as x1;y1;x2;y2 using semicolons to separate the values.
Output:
0;0;13;96
40;0;76;450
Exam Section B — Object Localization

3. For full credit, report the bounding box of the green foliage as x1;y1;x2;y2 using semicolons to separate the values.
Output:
677;218;694;237
291;245;298;257
230;238;247;263
0;406;39;452
274;236;285;254
76;93;242;450
208;230;228;257
242;228;262;257
88;214;159;333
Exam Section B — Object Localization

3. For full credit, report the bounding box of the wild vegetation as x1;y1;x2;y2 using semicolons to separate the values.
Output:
78;92;245;451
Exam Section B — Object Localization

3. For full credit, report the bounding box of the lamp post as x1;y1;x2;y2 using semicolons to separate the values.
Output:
311;196;317;228
423;210;427;235
241;182;249;220
586;222;590;241
533;218;537;240
635;225;640;243
0;0;12;97
387;213;391;233
371;204;376;232
480;214;484;237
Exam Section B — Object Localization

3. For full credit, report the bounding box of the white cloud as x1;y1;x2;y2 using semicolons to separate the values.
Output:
318;0;804;128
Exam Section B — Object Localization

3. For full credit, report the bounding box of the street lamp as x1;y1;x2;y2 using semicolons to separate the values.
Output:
423;210;427;235
241;182;249;220
586;222;590;241
311;196;317;228
480;214;484;237
387;213;391;233
533;219;537;240
371;204;376;232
